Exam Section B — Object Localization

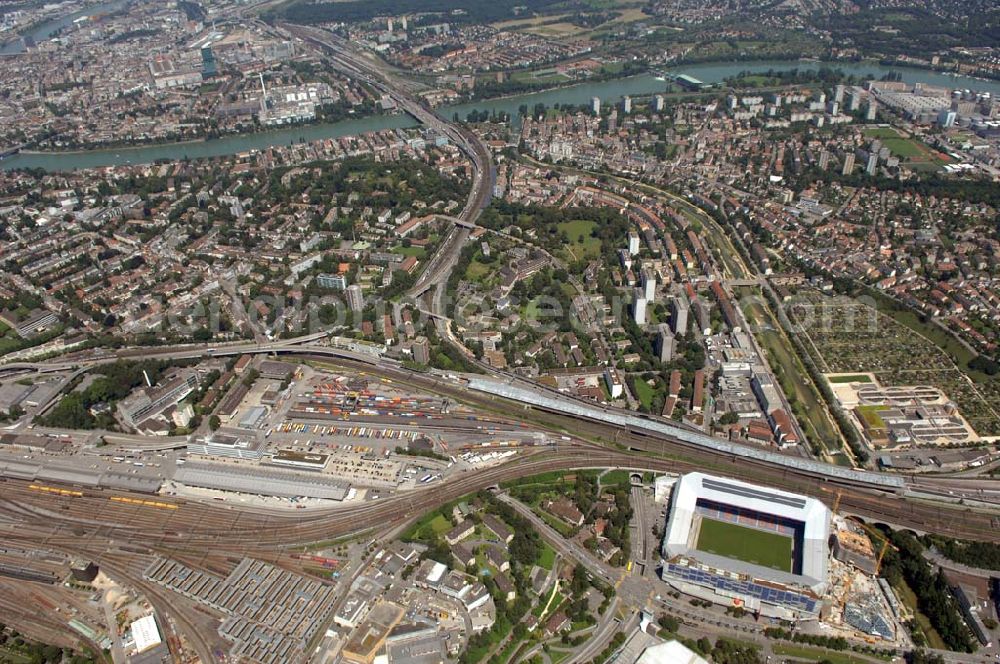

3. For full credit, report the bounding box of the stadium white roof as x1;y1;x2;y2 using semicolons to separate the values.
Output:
637;642;708;664
663;472;830;592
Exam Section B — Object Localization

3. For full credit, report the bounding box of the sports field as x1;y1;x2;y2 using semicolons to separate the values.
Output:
863;127;947;170
696;518;793;572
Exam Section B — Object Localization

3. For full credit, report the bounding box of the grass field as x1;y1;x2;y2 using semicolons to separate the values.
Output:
827;374;872;384
632;377;656;410
428;514;452;534
400;505;458;542
493;13;588;38
493;13;571;30
772;643;872;664
464;259;491;282
534;584;564;618
881;137;924;158
863;126;946;169
864;126;903;139
731;74;776;87
501;5;651;38
0;332;22;356
538;542;557;569
525;23;586;37
696;517;793;572
599;469;632;486
557;219;601;262
857;404;888;429
510;68;573;83
392;245;426;259
524;297;542;321
503;470;582;489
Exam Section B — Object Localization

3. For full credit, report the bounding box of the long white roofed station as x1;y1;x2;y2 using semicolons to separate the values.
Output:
466;377;906;489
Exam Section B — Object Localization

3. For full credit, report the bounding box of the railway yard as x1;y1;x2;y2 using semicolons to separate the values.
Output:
2;0;1000;660
0;351;999;663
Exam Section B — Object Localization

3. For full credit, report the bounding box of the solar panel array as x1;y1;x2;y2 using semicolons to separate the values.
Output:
844;601;894;639
664;562;818;614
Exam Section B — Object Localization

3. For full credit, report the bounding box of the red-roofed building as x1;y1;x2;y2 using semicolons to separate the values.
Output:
400;256;418;273
769;409;799;448
691;369;705;413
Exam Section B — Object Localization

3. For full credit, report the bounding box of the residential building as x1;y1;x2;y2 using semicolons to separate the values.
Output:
346;284;364;312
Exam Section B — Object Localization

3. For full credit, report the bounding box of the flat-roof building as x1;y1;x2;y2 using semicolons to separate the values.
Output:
130;615;162;654
269;449;329;471
174;461;350;501
674;74;708;91
342;602;405;664
118;370;198;429
188;434;264;460
238;405;267;430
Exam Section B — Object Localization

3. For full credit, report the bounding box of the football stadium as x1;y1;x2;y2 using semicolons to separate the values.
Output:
660;472;831;620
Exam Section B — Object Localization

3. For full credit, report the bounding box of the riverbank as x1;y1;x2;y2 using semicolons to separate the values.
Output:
18;135;212;156
0;0;129;55
5;57;999;172
18;108;403;155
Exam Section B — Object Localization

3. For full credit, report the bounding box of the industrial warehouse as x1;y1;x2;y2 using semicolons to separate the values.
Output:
660;472;831;620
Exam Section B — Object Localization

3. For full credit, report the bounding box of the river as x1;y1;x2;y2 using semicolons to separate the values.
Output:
0;0;130;55
3;58;998;172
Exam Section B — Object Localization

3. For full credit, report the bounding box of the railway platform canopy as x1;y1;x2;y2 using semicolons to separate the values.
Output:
466;377;905;489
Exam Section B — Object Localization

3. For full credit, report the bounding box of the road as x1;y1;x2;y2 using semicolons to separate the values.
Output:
279;22;498;365
2;16;992;664
498;493;634;663
567;604;624;664
630;484;648;567
101;598;124;664
282;24;494;309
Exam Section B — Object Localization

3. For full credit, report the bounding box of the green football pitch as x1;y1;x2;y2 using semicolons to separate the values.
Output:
696;517;794;572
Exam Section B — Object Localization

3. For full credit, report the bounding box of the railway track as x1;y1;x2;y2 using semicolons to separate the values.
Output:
4;350;1000;549
2;438;996;550
4;355;1000;659
0;443;995;663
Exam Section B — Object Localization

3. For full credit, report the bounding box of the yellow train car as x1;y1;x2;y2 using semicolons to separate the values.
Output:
109;496;179;510
28;484;83;497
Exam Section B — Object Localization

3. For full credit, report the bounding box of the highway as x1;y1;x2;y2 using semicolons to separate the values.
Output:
1;27;998;657
282;24;494;306
280;22;495;360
